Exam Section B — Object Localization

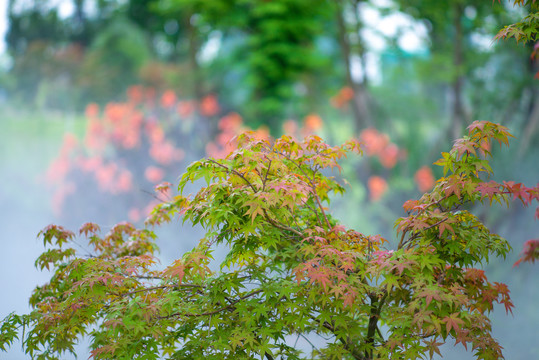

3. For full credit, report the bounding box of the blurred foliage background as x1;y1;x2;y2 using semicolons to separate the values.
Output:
0;0;537;358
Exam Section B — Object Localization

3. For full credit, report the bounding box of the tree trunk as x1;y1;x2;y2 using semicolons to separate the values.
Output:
519;90;539;156
450;2;466;140
187;15;203;103
519;45;539;156
335;0;372;132
186;14;212;148
74;0;85;24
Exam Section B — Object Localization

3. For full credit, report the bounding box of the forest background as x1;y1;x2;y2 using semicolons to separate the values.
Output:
0;0;537;359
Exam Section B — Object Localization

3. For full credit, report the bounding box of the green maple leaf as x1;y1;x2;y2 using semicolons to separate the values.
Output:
243;200;265;223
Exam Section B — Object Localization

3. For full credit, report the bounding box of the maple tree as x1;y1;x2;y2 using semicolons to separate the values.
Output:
1;121;538;359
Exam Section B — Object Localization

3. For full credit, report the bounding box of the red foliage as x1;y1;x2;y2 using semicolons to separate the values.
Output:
176;101;195;118
160;90;177;108
368;176;388;201
303;113;323;133
513;239;539;267
144;166;165;183
127;85;144;104
85;103;99;118
200;94;220;116
414;166;436;192
359;127;404;169
330;86;354;108
46;86;280;223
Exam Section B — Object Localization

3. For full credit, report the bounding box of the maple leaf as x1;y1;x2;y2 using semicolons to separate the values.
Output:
90;345;115;358
438;221;455;237
310;268;331;292
453;138;477;157
410;217;430;232
329;284;345;297
293;266;307;285
467;121;488;134
417;287;442;307
79;222;100;237
513;239;539;267
403;199;419;212
476;181;501;203
503;181;531;203
433;152;453;175
243;200;265;222
164;260;185;283
412;308;432;328
370;250;394;268
499;295;514;315
442;177;462;199
390;259;416;275
453;330;470;350
331;224;347;234
155;181;173;195
343;290;357;308
443;313;464;334
39;224;75;247
423;338;443;359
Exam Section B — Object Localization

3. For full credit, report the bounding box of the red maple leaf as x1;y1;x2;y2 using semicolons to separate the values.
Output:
453;138;477;157
464;268;486;284
513;239;539;267
164;260;185;283
79;222;101;237
343;290;357;308
403;200;419;212
390;259;416;276
443;177;463;199
467;121;488;134
438;221;455;237
417;287;442;307
476;181;501;201
453;329;470;350
310;268;331;292
503;181;528;203
409;217;430;232
443;313;464;334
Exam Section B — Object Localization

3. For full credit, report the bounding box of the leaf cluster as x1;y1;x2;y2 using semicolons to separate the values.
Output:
1;123;538;359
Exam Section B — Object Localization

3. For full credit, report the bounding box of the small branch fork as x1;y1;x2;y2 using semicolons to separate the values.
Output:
398;217;449;250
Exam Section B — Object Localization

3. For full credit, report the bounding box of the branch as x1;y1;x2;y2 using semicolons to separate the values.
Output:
399;217;449;250
308;314;367;360
273;150;332;229
117;283;203;298
262;158;272;191
161;289;263;319
262;209;303;237
208;159;257;193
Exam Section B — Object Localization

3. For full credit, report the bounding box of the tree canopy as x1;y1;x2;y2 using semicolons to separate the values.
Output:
1;1;538;359
1;122;537;359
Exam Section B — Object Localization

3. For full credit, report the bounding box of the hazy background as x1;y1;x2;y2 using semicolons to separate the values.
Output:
0;0;537;358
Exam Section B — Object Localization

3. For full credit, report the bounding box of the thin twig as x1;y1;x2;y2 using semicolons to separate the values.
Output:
208;159;257;193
